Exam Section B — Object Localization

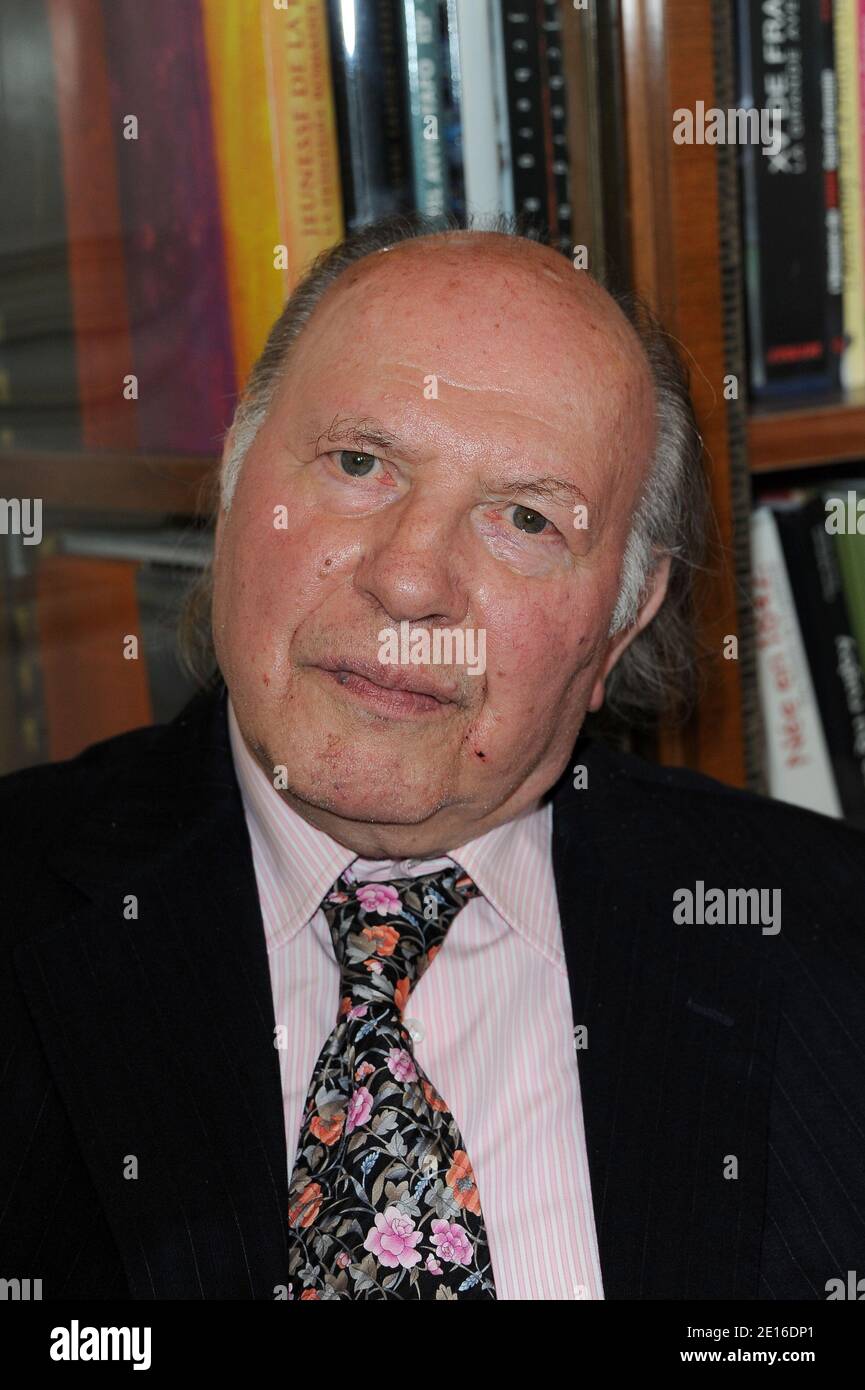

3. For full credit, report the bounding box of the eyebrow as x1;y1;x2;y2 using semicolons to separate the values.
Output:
484;474;593;512
307;414;425;463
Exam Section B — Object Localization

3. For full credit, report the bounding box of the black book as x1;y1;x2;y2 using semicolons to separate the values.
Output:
736;0;843;397
326;0;413;231
499;3;548;232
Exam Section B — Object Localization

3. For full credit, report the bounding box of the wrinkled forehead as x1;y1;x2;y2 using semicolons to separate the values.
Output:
278;235;656;474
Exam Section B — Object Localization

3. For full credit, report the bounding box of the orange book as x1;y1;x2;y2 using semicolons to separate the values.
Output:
261;0;344;290
202;0;286;391
46;0;138;449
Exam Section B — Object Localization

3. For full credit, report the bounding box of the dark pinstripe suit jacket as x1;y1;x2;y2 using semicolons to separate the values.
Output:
2;681;865;1300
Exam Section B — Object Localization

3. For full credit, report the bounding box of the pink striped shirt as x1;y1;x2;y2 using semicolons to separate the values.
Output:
227;697;604;1299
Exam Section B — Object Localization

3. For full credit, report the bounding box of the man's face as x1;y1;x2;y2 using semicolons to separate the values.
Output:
213;234;663;856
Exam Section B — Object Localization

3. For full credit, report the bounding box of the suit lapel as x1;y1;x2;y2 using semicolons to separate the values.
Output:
14;685;289;1298
551;739;779;1299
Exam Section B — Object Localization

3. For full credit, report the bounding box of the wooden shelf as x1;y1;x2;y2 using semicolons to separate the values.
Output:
0;449;218;516
748;390;865;474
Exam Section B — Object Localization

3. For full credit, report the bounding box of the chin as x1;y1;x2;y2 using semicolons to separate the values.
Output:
289;779;449;830
265;739;450;825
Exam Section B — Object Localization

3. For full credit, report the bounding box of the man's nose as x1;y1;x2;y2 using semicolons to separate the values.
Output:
353;494;468;624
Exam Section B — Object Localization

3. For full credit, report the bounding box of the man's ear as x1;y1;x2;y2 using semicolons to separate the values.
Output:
587;551;672;713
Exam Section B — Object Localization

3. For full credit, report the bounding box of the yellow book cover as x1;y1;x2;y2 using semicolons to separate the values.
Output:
262;0;344;293
202;0;286;391
836;0;865;390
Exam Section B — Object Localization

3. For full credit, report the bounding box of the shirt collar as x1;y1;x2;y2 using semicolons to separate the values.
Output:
227;696;562;967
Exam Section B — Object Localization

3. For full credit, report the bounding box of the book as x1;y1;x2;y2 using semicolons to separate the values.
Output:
326;0;413;230
452;0;513;221
828;484;865;677
400;0;450;219
260;0;344;285
201;0;287;396
751;506;841;817
0;0;81;450
100;0;237;454
46;0;138;450
737;0;844;397
499;2;548;230
774;495;865;824
836;0;865;389
538;0;573;255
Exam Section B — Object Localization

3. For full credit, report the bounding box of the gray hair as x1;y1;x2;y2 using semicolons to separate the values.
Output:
180;214;712;730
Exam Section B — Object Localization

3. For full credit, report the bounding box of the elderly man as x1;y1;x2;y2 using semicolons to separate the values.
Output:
2;222;864;1303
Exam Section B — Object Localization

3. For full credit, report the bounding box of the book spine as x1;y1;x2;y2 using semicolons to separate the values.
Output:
737;0;840;396
377;0;414;214
0;0;81;449
326;0;412;230
828;486;865;673
559;0;605;273
499;2;548;231
260;0;344;293
400;0;450;219
775;497;865;823
440;0;467;223
100;0;237;455
201;0;285;393
822;0;845;385
45;0;138;450
751;507;841;817
538;0;572;255
453;0;512;220
858;0;865;374
835;0;865;388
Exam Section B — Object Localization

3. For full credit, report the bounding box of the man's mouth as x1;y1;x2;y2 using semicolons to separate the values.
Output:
312;658;459;718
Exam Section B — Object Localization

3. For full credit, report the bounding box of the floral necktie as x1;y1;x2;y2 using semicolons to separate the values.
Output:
286;865;497;1300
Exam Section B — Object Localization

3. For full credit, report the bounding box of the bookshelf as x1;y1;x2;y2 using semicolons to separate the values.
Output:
0;450;214;517
748;392;865;473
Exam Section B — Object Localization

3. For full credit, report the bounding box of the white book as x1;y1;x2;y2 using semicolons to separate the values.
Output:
751;506;842;817
453;0;513;221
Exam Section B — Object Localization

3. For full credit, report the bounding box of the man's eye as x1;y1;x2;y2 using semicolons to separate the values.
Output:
509;504;551;535
337;450;380;477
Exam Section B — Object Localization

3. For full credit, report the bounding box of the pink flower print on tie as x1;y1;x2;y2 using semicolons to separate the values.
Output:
356;883;401;915
386;1047;418;1083
286;865;495;1299
364;1208;423;1269
346;1086;373;1134
430;1219;473;1266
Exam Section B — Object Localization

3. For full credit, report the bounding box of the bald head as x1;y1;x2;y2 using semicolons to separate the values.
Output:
225;230;657;518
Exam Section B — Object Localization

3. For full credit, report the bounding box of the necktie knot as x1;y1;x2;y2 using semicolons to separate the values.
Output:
321;866;480;1017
